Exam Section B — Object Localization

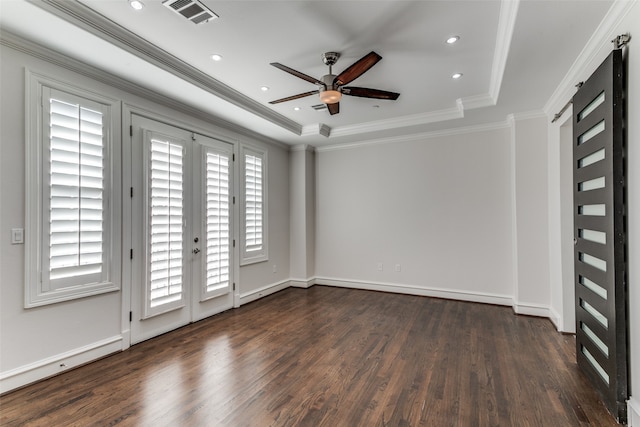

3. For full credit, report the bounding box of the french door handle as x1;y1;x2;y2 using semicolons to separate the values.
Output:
193;248;201;254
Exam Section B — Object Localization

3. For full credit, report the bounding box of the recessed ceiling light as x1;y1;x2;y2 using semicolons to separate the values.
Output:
293;107;301;111
452;73;463;79
260;86;270;92
446;36;460;44
211;54;223;61
129;0;144;10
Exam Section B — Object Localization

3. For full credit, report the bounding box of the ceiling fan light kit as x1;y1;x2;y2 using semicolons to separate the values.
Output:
319;90;342;104
269;51;400;115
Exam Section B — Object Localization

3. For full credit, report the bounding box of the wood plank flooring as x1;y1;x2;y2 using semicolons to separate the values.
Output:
0;286;619;426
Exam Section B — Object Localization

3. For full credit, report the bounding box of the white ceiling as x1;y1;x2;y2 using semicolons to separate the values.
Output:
0;0;615;146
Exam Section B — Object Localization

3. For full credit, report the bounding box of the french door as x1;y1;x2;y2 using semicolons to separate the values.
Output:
130;115;234;344
573;49;628;422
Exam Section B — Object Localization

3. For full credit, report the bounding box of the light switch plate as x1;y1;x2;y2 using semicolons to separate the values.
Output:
11;228;24;244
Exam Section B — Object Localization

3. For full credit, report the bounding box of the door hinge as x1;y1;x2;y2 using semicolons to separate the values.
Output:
233;196;236;204
130;125;133;137
233;283;236;291
129;311;132;322
233;239;236;248
130;187;133;198
130;249;133;259
232;153;235;161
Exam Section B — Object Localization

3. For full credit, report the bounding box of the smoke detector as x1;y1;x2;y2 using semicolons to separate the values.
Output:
162;0;218;24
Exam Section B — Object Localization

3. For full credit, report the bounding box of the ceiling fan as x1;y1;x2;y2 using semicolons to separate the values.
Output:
269;51;400;115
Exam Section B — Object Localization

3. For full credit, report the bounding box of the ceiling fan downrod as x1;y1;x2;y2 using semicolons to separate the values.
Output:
322;52;340;75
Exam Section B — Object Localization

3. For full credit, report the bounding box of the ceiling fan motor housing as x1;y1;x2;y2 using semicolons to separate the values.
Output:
321;74;338;90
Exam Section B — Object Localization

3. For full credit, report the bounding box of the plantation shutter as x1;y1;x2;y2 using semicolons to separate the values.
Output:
204;151;230;297
146;134;185;313
244;153;263;252
48;96;105;285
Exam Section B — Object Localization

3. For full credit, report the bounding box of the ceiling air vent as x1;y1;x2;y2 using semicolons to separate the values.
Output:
162;0;219;24
311;104;327;111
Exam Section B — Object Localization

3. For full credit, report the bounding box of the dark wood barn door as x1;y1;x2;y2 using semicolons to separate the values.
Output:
573;48;628;422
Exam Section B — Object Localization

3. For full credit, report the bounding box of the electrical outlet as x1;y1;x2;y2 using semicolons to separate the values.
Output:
395;264;401;272
272;264;277;273
377;263;383;271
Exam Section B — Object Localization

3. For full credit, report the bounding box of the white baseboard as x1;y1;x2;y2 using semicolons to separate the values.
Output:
290;278;316;288
0;335;122;394
239;279;291;305
121;328;131;351
548;306;562;330
512;302;552;318
314;277;513;306
629;397;640;427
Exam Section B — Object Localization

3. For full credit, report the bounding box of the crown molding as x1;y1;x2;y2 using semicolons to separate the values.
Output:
328;106;463;139
18;0;520;144
543;0;637;116
316;120;510;152
289;144;316;153
301;123;331;138
296;0;520;142
11;0;556;146
303;91;497;141
26;0;303;136
489;0;520;103
509;110;547;122
459;93;496;110
0;30;287;149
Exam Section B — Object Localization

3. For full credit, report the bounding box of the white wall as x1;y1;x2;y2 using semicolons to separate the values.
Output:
510;115;552;317
0;39;290;392
289;145;315;285
626;22;640;420
237;139;291;302
619;4;640;422
305;148;316;278
546;2;640;422
0;45;124;392
547;114;576;332
315;128;514;304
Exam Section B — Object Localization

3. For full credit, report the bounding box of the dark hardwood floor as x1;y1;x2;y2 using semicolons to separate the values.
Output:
0;286;619;426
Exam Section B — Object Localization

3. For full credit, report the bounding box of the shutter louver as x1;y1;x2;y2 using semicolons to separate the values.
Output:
244;154;263;252
49;98;104;281
149;138;184;308
205;152;230;294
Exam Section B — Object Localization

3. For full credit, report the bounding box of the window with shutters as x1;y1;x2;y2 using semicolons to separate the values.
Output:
203;149;231;299
143;131;186;317
25;76;120;307
240;145;268;265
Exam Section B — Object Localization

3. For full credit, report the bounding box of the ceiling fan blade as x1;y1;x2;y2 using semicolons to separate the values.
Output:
269;90;319;104
270;62;326;87
327;102;340;115
334;51;382;86
342;86;400;100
